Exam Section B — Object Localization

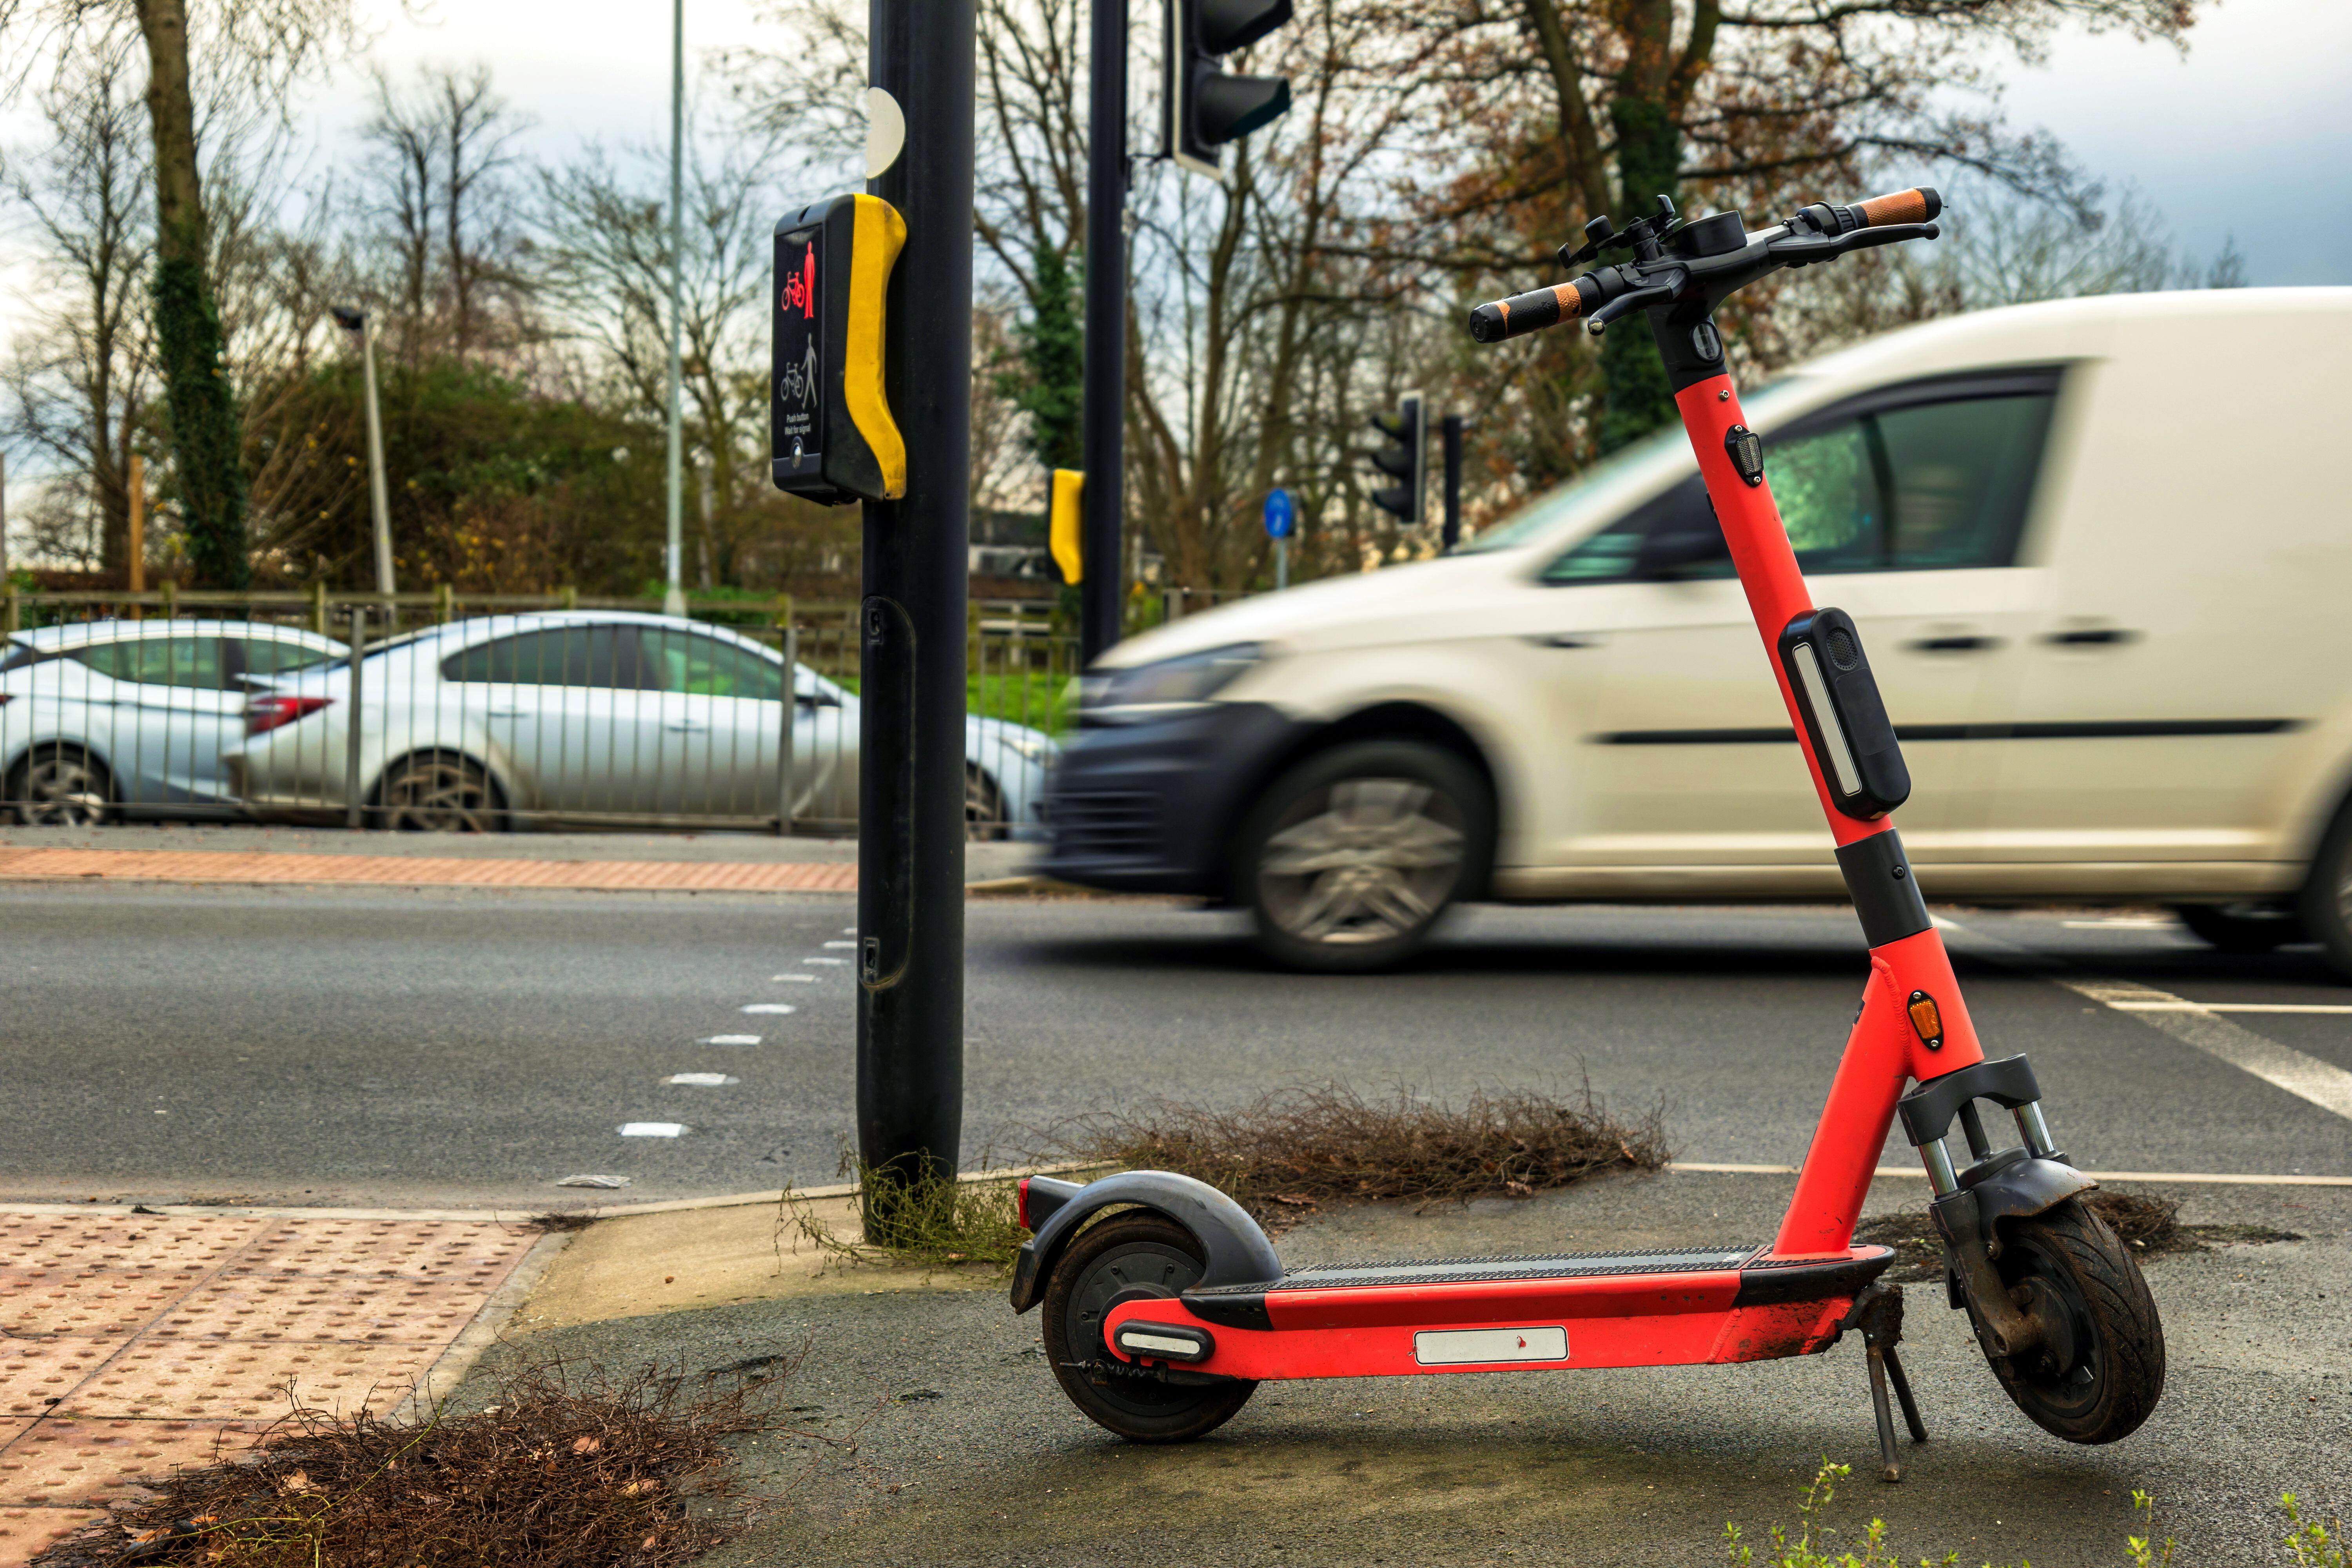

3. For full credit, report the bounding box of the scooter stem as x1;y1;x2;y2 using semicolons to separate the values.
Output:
1671;373;1988;1257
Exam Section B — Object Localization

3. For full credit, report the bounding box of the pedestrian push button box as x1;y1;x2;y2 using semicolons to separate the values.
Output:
772;193;907;505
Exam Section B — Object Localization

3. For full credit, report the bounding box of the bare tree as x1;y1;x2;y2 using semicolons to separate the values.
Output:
0;30;154;575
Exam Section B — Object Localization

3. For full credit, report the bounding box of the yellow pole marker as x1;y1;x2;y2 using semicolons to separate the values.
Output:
843;193;908;499
1050;468;1084;584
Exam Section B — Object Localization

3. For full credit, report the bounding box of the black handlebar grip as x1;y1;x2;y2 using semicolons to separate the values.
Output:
1853;187;1942;228
1468;277;1597;344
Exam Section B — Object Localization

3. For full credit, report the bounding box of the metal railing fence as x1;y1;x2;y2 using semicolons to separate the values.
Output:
0;589;1076;839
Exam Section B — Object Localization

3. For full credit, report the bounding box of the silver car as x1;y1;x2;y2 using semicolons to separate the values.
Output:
0;619;347;824
225;611;1057;834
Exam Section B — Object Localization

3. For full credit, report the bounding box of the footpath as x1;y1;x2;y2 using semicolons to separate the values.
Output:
10;1170;2334;1568
0;825;1046;895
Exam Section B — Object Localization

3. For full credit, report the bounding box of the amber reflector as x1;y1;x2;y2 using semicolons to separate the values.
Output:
1907;991;1944;1045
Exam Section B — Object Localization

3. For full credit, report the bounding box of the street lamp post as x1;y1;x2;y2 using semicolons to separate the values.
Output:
662;0;688;619
329;306;396;621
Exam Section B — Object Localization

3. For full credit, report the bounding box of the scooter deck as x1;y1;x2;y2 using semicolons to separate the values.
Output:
1107;1242;1895;1381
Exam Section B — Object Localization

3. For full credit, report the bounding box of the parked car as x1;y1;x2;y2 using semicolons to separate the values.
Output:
224;611;1057;835
0;619;347;824
1040;288;2352;972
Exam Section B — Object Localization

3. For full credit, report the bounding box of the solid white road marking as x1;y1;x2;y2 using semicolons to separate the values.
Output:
1667;1161;2352;1186
666;1073;738;1086
740;1003;798;1015
699;1034;761;1046
2105;1000;2352;1014
2060;978;2352;1122
619;1122;687;1137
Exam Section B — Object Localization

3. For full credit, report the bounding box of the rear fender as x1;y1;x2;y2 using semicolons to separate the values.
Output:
1007;1169;1280;1314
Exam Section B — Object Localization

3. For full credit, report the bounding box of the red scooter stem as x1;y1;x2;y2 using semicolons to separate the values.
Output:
1674;374;1987;1256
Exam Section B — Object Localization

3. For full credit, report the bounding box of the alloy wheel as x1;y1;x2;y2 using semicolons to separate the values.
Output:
14;752;111;826
1256;777;1466;947
376;755;499;833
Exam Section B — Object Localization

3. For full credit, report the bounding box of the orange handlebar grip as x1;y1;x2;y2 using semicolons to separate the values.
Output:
1855;187;1942;228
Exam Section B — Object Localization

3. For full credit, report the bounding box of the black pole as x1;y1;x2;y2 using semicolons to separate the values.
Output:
858;0;973;1218
1440;413;1464;552
1078;0;1126;663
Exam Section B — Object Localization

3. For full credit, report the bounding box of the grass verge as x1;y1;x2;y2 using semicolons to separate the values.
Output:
34;1354;818;1568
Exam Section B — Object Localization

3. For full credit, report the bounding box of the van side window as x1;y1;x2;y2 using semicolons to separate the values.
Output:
1541;377;2057;583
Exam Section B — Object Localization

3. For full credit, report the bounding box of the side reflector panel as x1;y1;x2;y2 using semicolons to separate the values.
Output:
1412;1326;1569;1366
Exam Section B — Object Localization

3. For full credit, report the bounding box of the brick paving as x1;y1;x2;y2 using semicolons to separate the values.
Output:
0;1212;538;1568
0;848;858;894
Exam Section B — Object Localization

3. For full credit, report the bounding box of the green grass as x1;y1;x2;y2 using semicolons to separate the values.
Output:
969;666;1074;736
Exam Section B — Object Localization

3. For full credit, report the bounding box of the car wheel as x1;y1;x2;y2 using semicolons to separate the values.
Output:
2299;798;2352;981
371;751;505;833
6;746;114;826
2172;902;2305;954
965;763;1005;842
1238;740;1493;973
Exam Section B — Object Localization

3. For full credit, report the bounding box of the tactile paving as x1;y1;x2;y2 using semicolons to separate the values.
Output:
58;1339;437;1421
0;1209;536;1542
0;1418;256;1508
0;1505;105;1568
224;1222;533;1282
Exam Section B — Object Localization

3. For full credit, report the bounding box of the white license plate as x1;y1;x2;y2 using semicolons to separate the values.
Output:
1412;1326;1570;1366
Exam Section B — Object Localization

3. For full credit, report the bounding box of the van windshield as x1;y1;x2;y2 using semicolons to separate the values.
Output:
1456;377;1804;556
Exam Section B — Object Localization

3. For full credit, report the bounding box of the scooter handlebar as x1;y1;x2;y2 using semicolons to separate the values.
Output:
1468;276;1597;344
1853;186;1942;228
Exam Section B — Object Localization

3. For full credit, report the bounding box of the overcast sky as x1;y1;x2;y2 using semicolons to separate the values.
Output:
307;0;2352;286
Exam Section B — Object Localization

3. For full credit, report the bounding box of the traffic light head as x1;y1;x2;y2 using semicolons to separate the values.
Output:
1165;0;1295;180
1367;393;1425;528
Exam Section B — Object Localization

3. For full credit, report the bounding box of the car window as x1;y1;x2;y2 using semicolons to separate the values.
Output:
641;628;784;701
240;637;338;676
441;626;639;688
68;637;230;689
1540;381;2056;583
0;641;40;673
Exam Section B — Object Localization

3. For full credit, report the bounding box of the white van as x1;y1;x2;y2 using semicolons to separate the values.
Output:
1039;289;2352;972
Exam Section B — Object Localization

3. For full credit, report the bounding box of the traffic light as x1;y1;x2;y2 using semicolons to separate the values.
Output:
1163;0;1294;180
1368;392;1425;527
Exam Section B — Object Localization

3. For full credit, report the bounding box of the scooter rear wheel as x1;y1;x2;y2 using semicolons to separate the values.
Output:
1974;1196;2165;1445
1042;1212;1257;1443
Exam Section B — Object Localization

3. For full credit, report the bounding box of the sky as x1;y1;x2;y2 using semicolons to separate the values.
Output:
4;0;2348;523
310;0;2352;285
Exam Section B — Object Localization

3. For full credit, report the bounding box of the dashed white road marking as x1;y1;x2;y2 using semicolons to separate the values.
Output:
822;940;857;949
2058;979;2352;1122
842;927;856;934
771;973;817;983
2062;918;2175;930
740;1003;798;1015
699;1034;761;1046
802;956;849;965
666;1073;738;1086
619;1122;687;1137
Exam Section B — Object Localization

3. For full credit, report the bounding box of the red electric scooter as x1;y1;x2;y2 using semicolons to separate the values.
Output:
1009;185;2166;1478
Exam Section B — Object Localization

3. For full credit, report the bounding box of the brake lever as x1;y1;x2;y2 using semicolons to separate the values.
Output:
1584;278;1681;336
1767;221;1940;269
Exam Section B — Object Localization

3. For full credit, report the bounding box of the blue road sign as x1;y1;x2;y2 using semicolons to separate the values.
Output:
1263;487;1295;539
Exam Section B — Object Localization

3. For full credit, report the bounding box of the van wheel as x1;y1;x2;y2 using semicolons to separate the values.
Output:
2173;902;2304;954
1238;740;1492;973
2299;799;2352;981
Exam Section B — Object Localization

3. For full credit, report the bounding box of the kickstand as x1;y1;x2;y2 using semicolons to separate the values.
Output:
1846;1283;1929;1483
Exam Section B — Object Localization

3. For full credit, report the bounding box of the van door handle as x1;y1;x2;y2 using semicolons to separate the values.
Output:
664;719;711;733
1529;634;1603;650
2044;628;2141;647
1906;635;2002;654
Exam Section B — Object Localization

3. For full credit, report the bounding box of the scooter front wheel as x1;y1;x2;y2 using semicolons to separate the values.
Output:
1975;1196;2165;1444
1041;1212;1257;1443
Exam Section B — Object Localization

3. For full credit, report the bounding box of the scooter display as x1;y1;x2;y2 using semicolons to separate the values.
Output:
1008;186;2166;1478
